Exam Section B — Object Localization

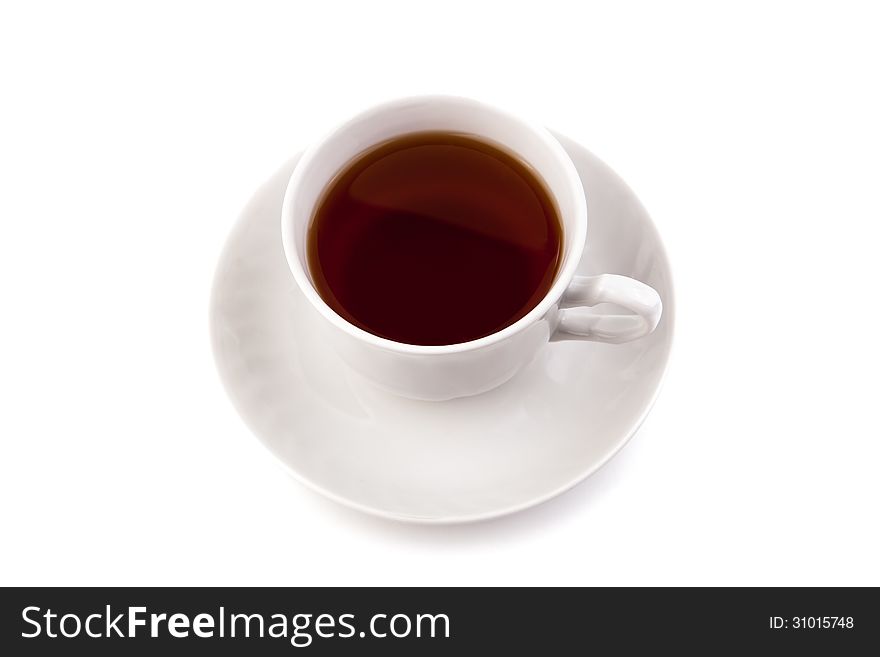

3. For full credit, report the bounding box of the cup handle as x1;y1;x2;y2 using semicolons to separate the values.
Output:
553;274;663;344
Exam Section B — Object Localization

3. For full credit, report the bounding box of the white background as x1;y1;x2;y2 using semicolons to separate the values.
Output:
2;1;878;586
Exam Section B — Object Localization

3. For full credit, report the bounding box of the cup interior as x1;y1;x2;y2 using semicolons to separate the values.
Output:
281;96;588;350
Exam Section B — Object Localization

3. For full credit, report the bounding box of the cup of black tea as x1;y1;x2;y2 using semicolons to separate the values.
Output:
282;96;662;400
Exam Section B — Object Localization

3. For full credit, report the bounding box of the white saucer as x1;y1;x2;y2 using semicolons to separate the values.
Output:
210;134;674;523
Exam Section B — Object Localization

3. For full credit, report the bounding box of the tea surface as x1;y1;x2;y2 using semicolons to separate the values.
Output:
307;132;562;345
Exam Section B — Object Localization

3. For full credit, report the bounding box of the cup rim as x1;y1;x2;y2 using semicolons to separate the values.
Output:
281;94;588;355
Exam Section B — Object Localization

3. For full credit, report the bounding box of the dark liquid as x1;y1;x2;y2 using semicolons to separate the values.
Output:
307;132;562;346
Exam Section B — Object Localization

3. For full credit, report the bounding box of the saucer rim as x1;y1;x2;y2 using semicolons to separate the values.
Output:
210;131;675;524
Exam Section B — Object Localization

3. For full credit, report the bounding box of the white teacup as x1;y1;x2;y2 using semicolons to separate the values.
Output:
281;96;662;401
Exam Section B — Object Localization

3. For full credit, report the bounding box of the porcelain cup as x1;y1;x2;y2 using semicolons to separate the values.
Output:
281;96;662;401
